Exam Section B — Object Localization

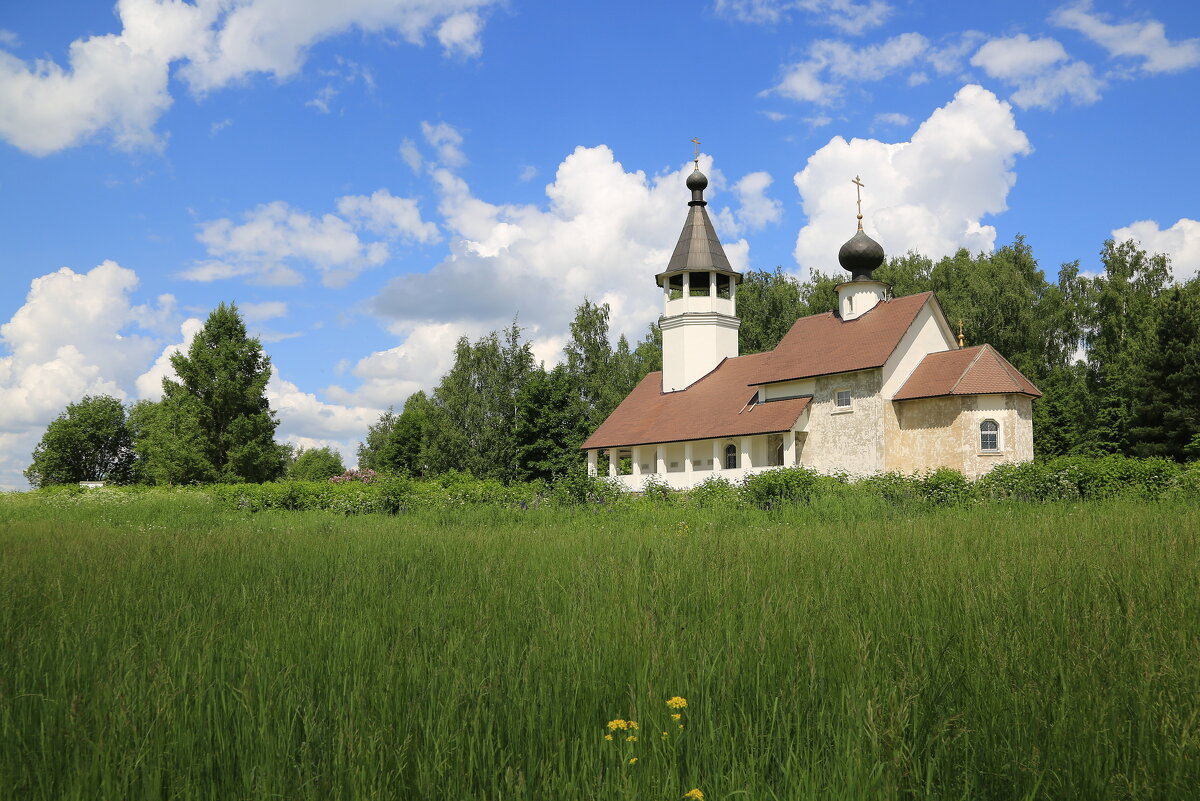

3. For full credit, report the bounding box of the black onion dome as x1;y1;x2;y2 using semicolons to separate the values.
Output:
686;168;708;191
838;229;885;280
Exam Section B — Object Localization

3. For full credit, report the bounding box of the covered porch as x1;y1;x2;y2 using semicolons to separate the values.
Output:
586;430;809;492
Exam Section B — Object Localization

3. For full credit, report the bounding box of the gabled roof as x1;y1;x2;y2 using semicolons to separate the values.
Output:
582;352;811;450
749;292;934;386
893;344;1042;401
655;202;740;284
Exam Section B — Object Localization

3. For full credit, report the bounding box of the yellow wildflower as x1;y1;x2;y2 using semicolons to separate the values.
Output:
626;735;637;742
671;713;682;721
628;720;638;730
667;696;688;709
606;719;628;731
683;790;704;800
604;734;613;741
628;757;638;765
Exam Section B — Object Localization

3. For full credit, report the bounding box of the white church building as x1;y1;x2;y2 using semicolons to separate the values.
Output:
583;160;1040;491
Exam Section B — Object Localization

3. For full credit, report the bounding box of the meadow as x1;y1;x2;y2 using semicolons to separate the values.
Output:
1;487;1198;800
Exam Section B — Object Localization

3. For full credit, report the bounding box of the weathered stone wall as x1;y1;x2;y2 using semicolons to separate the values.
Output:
885;394;1035;479
797;369;885;476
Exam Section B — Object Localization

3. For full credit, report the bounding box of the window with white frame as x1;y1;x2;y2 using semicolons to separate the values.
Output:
835;389;852;409
980;419;999;451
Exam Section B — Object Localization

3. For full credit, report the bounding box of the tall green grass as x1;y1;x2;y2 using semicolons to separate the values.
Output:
1;495;1198;800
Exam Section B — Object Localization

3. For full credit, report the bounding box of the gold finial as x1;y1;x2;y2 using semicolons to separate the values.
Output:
957;319;965;348
691;137;700;169
852;175;864;230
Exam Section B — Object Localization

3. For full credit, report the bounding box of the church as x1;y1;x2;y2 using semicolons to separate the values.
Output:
582;157;1041;491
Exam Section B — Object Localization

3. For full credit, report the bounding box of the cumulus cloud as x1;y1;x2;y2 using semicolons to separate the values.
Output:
716;171;784;235
1111;218;1200;283
1052;2;1200;74
768;31;984;106
873;112;910;126
792;84;1031;276
0;0;499;156
0;261;172;488
339;145;754;406
714;0;893;35
971;34;1102;109
269;374;382;468
184;189;437;287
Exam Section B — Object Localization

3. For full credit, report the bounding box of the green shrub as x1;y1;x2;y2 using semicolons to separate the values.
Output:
687;475;741;508
638;474;676;504
740;466;820;509
919;468;971;505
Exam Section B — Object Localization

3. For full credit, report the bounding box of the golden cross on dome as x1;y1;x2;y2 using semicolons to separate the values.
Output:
957;319;966;348
691;137;700;168
852;175;864;230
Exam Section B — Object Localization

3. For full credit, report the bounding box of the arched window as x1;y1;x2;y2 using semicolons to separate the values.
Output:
980;420;999;451
724;444;737;469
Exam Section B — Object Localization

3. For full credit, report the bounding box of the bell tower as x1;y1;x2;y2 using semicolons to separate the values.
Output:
657;143;742;392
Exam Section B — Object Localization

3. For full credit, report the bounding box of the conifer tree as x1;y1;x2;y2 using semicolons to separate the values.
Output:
135;302;283;483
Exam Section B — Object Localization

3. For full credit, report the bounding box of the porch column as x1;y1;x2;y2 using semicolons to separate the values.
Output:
608;449;618;477
587;449;598;477
740;436;753;469
783;430;797;466
684;442;694;484
656;444;666;475
709;271;717;299
712;440;723;471
631;446;642;476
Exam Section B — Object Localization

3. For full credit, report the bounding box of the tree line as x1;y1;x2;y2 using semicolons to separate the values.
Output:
23;236;1200;488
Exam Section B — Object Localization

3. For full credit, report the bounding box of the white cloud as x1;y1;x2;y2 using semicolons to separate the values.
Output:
0;261;174;488
436;12;483;58
240;301;289;323
209;117;232;135
0;0;500;156
971;34;1102;109
421;120;467;167
720;171;783;235
399;138;423;173
0;30;19;49
1052;2;1200;74
336;189;441;243
269;374;382;469
793;84;1031;276
343;146;753;406
874;111;909;126
714;0;893;35
518;165;538;182
1111;218;1200;283
769;32;931;104
761;110;788;122
186;189;437;287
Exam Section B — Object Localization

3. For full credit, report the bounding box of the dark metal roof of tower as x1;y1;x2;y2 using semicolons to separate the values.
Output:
655;167;743;286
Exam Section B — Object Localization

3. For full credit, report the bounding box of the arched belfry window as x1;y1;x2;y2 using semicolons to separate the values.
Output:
724;444;737;469
980;420;999;452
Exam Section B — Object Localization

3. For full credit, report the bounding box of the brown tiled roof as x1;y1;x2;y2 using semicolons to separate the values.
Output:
582;352;811;450
750;292;934;385
893;344;1042;401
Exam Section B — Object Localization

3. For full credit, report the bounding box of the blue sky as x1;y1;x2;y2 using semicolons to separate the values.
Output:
1;0;1198;488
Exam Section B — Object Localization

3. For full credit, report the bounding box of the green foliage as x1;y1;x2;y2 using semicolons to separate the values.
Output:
134;302;283;484
513;366;588;482
740;465;820;508
285;446;346;482
918;467;972;505
686;475;740;508
976;455;1182;502
1128;282;1200;460
24;394;134;488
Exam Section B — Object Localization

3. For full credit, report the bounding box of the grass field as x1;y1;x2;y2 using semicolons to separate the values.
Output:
1;492;1198;800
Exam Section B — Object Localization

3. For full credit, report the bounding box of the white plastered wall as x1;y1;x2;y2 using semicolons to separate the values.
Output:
881;298;957;399
660;314;739;391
